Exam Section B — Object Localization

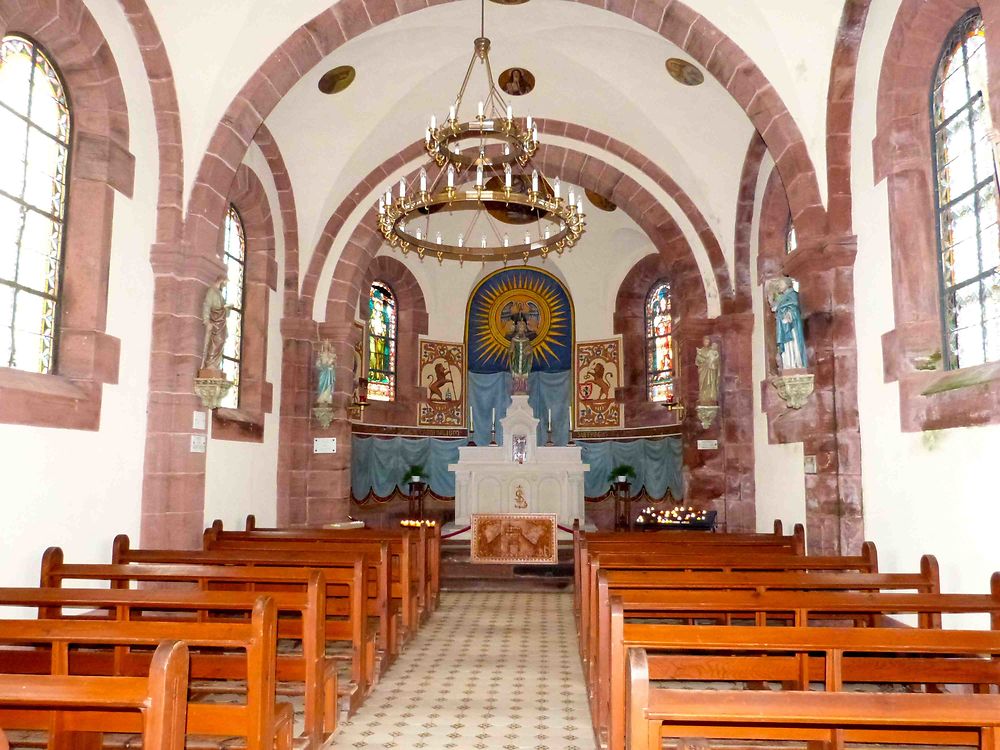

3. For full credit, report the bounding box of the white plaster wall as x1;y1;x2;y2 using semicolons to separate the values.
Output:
0;0;158;587
750;159;807;534
853;0;1000;605
203;143;282;531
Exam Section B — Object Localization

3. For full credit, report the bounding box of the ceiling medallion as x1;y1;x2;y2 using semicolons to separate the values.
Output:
498;67;535;96
584;189;617;212
665;58;704;86
318;65;356;94
375;1;585;265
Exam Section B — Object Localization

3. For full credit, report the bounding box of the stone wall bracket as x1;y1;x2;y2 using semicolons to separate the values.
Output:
695;404;719;430
770;372;814;409
194;371;233;410
313;405;335;429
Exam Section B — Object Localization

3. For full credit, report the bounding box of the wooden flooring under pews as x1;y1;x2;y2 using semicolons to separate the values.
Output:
4;516;1000;750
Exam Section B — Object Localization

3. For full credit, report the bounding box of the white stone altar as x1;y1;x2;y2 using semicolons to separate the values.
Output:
446;395;588;539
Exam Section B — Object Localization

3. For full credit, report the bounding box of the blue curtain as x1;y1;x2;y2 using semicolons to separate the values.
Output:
351;436;464;497
468;370;571;446
579;437;684;499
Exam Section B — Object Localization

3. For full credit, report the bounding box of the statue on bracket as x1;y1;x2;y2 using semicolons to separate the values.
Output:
194;275;234;409
765;276;814;409
508;310;535;394
766;276;808;371
694;336;721;430
313;340;337;429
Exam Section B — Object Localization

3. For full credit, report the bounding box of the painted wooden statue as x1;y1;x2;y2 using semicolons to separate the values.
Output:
508;314;534;394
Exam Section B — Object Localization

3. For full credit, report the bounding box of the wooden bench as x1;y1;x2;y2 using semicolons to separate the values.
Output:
607;588;1000;750
208;521;430;634
625;625;1000;750
32;559;342;744
0;597;291;750
0;639;188;750
572;520;806;612
242;515;441;614
111;536;391;682
585;561;942;737
579;543;879;663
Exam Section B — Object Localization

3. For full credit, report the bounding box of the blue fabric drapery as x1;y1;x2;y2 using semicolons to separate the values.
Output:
351;436;463;497
468;370;571;446
351;434;684;500
578;437;684;499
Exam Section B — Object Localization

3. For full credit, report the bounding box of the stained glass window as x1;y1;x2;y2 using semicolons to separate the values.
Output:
645;280;674;402
785;212;797;254
219;205;245;409
0;35;70;374
932;10;1000;369
367;281;396;401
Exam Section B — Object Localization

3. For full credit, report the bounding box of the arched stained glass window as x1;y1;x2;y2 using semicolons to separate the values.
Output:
219;205;245;408
645;280;674;402
785;212;797;254
368;281;396;401
932;10;1000;369
0;35;70;374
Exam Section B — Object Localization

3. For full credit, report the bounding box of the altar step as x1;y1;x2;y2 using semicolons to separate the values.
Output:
439;541;574;592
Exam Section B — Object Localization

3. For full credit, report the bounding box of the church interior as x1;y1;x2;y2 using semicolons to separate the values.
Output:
2;0;1000;748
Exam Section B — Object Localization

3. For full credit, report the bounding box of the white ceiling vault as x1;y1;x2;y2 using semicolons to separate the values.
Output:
145;0;844;316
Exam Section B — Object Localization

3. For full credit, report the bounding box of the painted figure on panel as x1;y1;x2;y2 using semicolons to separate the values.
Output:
767;276;808;371
695;337;721;405
426;361;455;401
508;313;535;393
581;361;614;401
315;340;337;405
201;276;230;373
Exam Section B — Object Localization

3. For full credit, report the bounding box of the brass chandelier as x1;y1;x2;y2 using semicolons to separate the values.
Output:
375;2;586;264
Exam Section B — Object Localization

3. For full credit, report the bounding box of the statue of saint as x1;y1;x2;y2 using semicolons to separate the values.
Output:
695;337;721;405
315;340;337;405
508;314;534;394
200;277;230;374
767;276;808;371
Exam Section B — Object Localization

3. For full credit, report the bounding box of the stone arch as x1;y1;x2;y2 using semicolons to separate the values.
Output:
307;142;711;334
354;256;429;425
733;132;768;312
182;0;827;298
0;0;133;430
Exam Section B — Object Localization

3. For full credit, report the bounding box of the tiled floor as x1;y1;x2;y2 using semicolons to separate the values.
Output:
328;591;595;749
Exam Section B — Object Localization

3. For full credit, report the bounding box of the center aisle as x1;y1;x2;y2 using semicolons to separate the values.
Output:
329;591;595;749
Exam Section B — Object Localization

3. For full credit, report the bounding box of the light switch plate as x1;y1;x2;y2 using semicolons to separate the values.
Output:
697;439;719;450
313;437;337;454
190;434;207;453
192;410;207;430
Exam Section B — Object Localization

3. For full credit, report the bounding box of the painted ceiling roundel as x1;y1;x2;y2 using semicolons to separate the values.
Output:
467;268;573;373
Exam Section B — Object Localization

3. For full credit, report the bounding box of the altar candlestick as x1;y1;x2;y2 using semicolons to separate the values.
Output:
469;407;474;432
491;407;495;429
548;408;552;431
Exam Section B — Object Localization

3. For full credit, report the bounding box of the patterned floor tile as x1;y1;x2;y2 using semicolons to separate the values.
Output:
326;591;595;749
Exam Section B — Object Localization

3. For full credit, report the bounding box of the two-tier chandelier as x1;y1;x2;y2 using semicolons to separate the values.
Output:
375;1;586;264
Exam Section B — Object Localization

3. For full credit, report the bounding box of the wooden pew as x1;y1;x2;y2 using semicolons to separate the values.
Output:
579;543;879;665
202;535;421;643
111;535;390;682
625;626;1000;750
34;557;343;743
0;639;189;750
208;520;431;633
572;519;805;612
242;515;441;614
0;598;291;750
587;560;942;737
607;588;1000;750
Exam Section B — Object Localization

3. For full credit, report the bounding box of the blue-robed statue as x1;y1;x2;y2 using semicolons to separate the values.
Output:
315;340;337;405
767;277;808;370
